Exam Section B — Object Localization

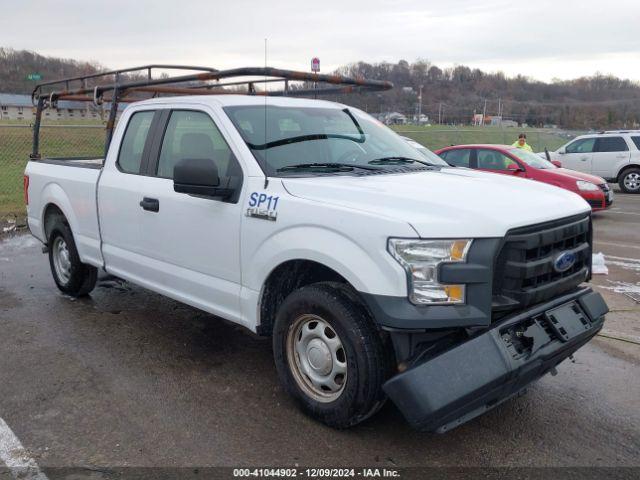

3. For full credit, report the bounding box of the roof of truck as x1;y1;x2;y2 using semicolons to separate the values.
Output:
129;94;348;109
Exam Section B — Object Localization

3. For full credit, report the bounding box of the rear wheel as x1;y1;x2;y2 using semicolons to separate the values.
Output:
47;216;97;296
619;167;640;193
273;282;391;428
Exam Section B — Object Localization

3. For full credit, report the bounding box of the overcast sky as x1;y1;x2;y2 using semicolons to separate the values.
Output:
3;0;640;82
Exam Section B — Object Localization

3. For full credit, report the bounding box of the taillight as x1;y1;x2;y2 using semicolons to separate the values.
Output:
23;175;29;205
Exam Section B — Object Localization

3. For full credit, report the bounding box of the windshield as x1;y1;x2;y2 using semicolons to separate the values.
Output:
509;148;556;169
224;105;435;175
401;138;449;166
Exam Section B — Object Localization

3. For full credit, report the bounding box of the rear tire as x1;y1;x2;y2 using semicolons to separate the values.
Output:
47;216;97;297
619;167;640;193
273;282;391;428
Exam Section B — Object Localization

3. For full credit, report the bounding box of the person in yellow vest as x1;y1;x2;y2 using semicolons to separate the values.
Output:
512;133;533;152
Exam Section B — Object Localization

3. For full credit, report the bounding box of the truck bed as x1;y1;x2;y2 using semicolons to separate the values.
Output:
25;158;104;268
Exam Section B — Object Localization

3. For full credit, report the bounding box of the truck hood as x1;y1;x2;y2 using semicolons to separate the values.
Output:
282;168;590;238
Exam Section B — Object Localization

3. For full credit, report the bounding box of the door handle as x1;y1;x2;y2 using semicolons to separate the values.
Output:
139;197;159;212
580;157;589;161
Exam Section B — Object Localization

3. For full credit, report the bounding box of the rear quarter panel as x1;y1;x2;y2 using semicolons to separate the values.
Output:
25;161;102;267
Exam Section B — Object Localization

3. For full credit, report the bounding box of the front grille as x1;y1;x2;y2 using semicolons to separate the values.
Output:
587;199;604;209
493;214;592;315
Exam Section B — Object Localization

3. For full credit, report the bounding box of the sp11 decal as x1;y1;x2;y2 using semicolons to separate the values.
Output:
246;192;279;221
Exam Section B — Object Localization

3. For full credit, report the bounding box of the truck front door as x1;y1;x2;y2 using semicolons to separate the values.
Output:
137;108;245;323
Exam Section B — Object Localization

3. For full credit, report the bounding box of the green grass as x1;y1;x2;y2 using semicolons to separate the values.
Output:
390;125;575;152
0;125;105;217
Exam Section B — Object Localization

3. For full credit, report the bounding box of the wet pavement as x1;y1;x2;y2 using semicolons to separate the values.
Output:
0;188;639;471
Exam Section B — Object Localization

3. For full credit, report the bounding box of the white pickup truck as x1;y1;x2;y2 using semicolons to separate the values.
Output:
25;71;608;432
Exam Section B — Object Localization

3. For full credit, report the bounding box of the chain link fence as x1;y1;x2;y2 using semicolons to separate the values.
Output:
0;124;105;228
0;123;583;229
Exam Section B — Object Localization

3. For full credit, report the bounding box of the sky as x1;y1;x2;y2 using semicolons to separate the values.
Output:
3;0;640;83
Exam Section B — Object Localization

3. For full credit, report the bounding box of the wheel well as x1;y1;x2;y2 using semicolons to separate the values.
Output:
258;260;352;336
43;203;67;241
618;164;640;180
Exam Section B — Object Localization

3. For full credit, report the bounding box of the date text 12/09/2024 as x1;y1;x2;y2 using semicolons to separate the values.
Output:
233;468;400;478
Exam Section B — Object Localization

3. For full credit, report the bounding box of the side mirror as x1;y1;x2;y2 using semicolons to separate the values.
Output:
173;158;235;199
558;148;566;155
507;163;524;172
551;160;562;168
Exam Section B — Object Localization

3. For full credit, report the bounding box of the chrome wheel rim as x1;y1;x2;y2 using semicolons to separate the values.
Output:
52;236;72;285
286;314;347;403
624;172;640;191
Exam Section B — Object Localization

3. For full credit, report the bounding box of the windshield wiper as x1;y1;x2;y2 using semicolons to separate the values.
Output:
368;156;436;167
276;162;380;173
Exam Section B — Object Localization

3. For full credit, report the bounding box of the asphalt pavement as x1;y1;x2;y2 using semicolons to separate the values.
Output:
0;187;638;475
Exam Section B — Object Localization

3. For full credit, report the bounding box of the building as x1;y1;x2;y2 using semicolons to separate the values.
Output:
0;93;119;121
383;112;407;125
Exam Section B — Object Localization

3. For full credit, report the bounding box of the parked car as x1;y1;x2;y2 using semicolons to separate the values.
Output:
24;67;608;432
546;130;640;193
435;144;612;211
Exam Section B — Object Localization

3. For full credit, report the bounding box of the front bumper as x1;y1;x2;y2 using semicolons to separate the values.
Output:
383;287;608;432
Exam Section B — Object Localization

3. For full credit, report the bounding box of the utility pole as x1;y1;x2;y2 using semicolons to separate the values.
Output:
438;102;442;125
418;85;423;123
482;98;487;127
497;98;502;127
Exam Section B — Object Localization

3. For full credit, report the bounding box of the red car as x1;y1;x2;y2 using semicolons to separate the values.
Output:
435;144;613;211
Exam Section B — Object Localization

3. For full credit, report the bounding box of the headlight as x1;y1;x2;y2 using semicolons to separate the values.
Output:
576;180;599;191
388;239;472;305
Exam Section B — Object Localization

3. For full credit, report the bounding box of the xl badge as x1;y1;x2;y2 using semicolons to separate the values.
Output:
553;251;576;273
246;192;279;221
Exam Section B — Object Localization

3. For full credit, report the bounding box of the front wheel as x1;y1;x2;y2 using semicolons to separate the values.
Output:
273;282;391;428
619;167;640;193
47;217;97;297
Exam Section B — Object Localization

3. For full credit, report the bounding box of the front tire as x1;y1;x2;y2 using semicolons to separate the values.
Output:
47;217;97;297
619;167;640;193
273;282;391;428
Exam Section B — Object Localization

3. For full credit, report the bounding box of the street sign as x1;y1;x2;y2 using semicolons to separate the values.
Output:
27;73;42;81
311;57;320;73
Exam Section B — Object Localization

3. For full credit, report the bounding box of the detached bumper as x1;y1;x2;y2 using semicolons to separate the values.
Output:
383;288;608;432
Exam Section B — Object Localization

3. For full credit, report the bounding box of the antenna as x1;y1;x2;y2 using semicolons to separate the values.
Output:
263;38;269;189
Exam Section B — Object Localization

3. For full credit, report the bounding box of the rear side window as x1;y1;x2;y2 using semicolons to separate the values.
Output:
597;136;628;152
565;137;596;154
631;137;640;150
441;149;471;167
477;149;518;170
117;111;154;174
157;110;238;179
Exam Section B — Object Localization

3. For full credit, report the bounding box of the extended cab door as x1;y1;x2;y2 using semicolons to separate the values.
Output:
559;137;595;173
131;108;245;322
592;136;630;179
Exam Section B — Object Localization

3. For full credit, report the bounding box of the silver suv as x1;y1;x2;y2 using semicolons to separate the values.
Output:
548;131;640;193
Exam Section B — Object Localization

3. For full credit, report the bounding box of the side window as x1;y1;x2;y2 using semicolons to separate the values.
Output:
117;111;154;174
597;136;628;152
565;137;596;154
441;149;470;167
157;110;239;179
631;137;640;150
477;149;518;170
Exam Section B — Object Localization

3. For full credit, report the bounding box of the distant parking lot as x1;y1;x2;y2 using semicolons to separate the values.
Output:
0;186;638;474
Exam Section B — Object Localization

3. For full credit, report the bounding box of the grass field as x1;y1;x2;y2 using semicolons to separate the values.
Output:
0;123;580;219
0;125;104;217
390;124;577;152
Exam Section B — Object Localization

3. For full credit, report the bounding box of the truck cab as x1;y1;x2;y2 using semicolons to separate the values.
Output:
24;67;608;432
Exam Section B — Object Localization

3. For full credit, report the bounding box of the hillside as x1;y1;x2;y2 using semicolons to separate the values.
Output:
0;48;102;94
3;48;640;128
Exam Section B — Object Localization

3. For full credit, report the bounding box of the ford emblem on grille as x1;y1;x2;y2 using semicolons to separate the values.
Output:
554;251;577;273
